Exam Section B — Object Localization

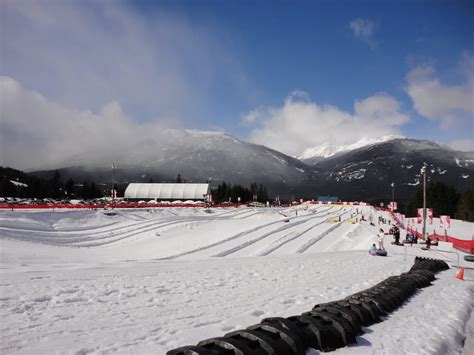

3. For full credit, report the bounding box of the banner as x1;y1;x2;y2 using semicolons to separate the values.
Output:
417;208;433;224
440;215;451;228
428;208;433;224
389;202;398;211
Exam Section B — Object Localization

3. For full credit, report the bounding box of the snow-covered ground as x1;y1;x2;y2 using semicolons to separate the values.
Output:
1;205;473;354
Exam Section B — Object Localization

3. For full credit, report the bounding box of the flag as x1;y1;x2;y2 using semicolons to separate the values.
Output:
440;215;451;228
427;208;433;224
417;208;423;223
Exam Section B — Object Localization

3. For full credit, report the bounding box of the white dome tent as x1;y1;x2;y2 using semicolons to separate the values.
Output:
124;183;210;201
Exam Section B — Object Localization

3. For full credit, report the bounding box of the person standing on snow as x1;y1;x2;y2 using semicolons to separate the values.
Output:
377;228;385;250
394;226;400;245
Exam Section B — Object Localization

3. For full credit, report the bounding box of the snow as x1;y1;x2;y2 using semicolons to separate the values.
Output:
268;151;288;165
1;206;473;354
298;135;404;160
346;168;366;180
407;179;420;186
9;180;28;187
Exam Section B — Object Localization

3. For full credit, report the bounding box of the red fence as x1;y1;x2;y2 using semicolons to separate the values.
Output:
375;208;474;255
0;202;244;210
405;227;474;254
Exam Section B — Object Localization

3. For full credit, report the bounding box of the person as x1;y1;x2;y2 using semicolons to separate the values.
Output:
369;243;377;255
425;233;431;250
377;228;385;250
394;226;400;245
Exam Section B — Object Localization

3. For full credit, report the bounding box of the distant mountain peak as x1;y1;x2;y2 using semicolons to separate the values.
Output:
298;135;404;162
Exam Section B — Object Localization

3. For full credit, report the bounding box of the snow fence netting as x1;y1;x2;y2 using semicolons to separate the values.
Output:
167;257;450;355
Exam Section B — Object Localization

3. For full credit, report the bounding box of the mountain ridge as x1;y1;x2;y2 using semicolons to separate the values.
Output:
26;132;473;201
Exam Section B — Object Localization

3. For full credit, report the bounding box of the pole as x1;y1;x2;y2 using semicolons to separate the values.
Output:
392;182;394;211
422;164;427;240
112;164;115;205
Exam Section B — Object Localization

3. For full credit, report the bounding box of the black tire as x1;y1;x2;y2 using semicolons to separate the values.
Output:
224;328;294;355
197;336;268;355
248;323;306;355
302;310;357;345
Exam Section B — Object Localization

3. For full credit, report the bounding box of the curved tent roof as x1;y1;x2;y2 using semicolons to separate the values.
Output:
124;183;209;200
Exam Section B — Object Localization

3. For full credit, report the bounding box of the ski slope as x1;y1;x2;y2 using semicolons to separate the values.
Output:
1;205;473;354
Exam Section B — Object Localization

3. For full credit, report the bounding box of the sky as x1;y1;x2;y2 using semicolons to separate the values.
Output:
1;0;473;170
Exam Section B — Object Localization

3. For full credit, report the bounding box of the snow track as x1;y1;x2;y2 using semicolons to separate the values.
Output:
296;222;343;253
158;218;293;260
1;215;227;248
0;206;353;256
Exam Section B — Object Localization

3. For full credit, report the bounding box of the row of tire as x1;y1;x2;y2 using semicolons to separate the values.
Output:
167;257;449;355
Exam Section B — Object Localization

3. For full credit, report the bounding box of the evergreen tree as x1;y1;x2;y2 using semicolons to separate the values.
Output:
407;182;460;217
457;188;474;222
51;171;62;199
65;178;75;198
81;182;90;199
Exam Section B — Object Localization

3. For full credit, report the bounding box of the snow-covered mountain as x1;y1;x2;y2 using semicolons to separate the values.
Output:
32;129;316;197
298;135;404;165
30;133;473;201
310;138;474;201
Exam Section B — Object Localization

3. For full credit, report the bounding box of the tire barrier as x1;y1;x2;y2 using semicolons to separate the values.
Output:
167;257;449;355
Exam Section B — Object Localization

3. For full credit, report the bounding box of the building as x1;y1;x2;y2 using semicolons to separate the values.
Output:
124;183;210;201
317;196;339;203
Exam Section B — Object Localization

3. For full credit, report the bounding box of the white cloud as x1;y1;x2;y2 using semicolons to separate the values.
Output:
449;139;474;152
0;77;164;170
349;18;377;48
405;55;474;128
1;0;247;125
243;91;409;157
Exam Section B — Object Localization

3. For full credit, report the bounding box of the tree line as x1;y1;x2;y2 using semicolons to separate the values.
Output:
212;182;269;203
1;167;472;221
405;182;473;222
0;167;104;200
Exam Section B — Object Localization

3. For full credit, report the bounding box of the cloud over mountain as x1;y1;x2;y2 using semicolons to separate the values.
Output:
244;91;409;157
0;77;163;170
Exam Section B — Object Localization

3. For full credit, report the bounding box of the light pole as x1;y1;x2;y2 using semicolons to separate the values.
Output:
421;163;427;239
391;182;395;211
111;164;116;204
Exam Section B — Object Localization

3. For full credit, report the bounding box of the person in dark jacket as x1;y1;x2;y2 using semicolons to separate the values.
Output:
394;226;401;245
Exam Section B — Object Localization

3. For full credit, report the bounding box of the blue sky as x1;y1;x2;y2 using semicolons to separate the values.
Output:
142;0;474;143
1;0;473;168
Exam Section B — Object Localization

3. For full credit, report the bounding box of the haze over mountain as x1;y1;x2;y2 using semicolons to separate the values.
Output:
29;132;473;202
32;129;316;198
